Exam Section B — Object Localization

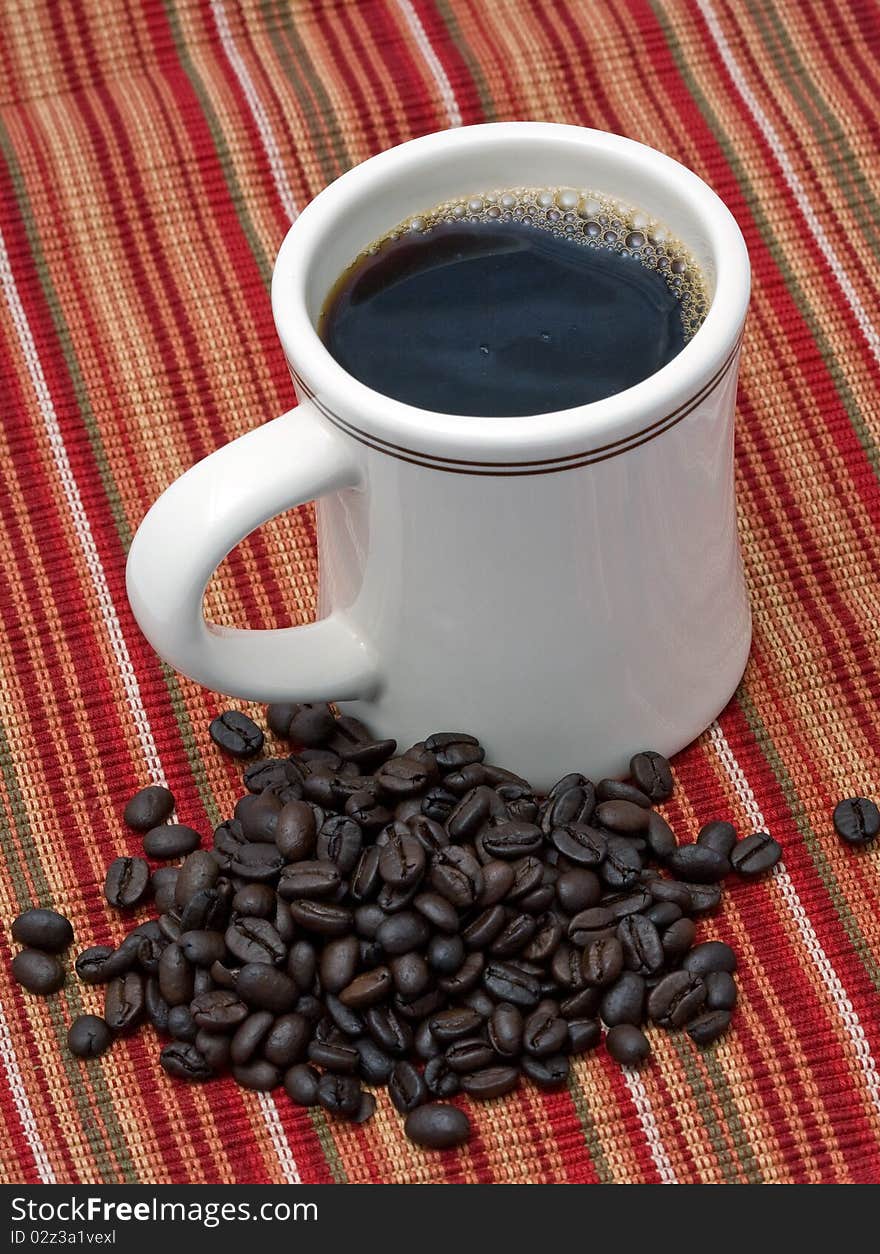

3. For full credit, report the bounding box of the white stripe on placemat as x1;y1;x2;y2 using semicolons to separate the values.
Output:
0;999;55;1182
211;0;299;223
395;0;463;127
707;721;880;1117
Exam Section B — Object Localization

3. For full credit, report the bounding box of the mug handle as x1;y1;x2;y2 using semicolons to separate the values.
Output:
125;401;380;702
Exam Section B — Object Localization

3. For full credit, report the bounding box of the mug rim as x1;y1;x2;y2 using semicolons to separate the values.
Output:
271;123;750;467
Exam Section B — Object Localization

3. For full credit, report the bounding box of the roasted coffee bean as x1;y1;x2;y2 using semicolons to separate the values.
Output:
730;831;782;878
687;1009;731;1045
428;934;465;975
284;1063;321;1106
243;756;301;795
488;1003;523;1057
375;756;434;798
260;1013;309;1068
420;786;458;823
157;944;194;1006
272;800;317;863
595;799;650;834
429;846;483;908
308;1039;359;1073
551;943;586;990
104;972;145;1033
365;1005;412;1055
491;913;537;957
231;884;275;919
160;1041;212;1081
395;987;445;1023
414;1019;442;1061
697;820;737;858
424;1056;460;1097
555;868;600;914
446;786;502;839
566;1018;601;1054
335;737;397;773
213;819;247;858
378;830;426;888
603;890;651;920
600;972;646;1027
643;901;682;928
390;951;430;997
462;905;506;951
209;961;238;990
404;1102;470;1149
288;900;352;936
429;1007;483;1043
606;1023;650;1065
234;793;282;843
483;961;540;1008
705;971;738;1011
567;907;615;945
833;797;880;847
145;978;171;1034
209;710;264;758
460;1065;519;1100
152;867;180;913
522;1052;570;1089
193;1028;227;1071
12;949;65;996
665;845;729;883
279;860;342;901
377;880;420;914
682;941;737;975
337;967;393;1010
617;915;664;976
482;820;543;860
158;914;182;945
104;857;150;910
284;702;335;747
317;815;363;875
12;908;74;953
167;1004;198;1042
266;703;297;738
229;1008;274;1058
550;822;605;867
523;912;564;963
629;751;674;803
193;968;213;998
684;882;722;913
661;917;696;961
388;1059;427;1113
68;1014;113;1059
191;990;248;1032
542;778;596;832
353;904;385;940
229;842;285;883
180;884;232;933
647;878;693;910
506;856;544;902
473;861;512;907
597;779;652;808
600;835;643;889
232;1058;280;1091
354;1036;394;1084
648;970;707;1029
581;936;624;988
317;1071;362;1117
445;1038;495;1074
560;987;601;1020
320;936;360;994
73;945;113;985
225;918;285;967
522;1008;568;1057
376;911;429;956
443;764;489;798
124;785;175;831
174;851;219;909
143;825;201;860
645;813;677;860
423;732;484;772
236;963;296;1013
413;892;458;934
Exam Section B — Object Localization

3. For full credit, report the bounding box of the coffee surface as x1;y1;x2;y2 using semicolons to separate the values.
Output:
319;189;707;417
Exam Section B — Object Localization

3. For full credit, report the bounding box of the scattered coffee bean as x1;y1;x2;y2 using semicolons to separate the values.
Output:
404;1102;470;1149
686;1009;731;1045
12;949;66;995
729;832;782;878
124;785;175;831
143;825;201;860
705;971;738;1011
665;845;729;883
697;820;737;858
12;908;73;953
209;710;264;758
681;941;737;976
104;857;150;909
833;797;880;847
606;1023;650;1065
68;1014;113;1059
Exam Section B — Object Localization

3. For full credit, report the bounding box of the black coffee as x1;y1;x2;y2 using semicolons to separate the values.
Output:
319;188;707;417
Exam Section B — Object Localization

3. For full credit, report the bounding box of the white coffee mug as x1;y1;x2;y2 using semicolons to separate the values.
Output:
126;122;751;790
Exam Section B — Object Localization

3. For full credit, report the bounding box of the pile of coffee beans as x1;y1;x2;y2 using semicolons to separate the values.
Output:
11;704;790;1152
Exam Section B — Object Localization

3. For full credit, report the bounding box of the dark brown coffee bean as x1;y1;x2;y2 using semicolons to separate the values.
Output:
705;971;738;1011
390;951;430;997
606;1023;650;1065
104;972;145;1033
376;910;429;956
461;1065;519;1100
523;912;564;963
462;905;506;951
376;756;434;798
279;860;342;901
386;1059;426;1113
567;1018;601;1054
488;1002;523;1057
522;1053;570;1089
833;797;880;847
426;935;464;977
231;884;275;918
74;946;115;984
266;703;297;737
550;822;605;866
437;952;484;999
194;1028;229;1071
191;990;248;1032
697;820;737;858
334;733;397;773
236;963;296;1013
104;857;150;909
124;785;175;831
365;1004;412;1056
648;970;707;1029
378;830;426;888
232;1058;280;1091
287;702;335;746
152;867;179;913
629;751;674;802
229;841;285;882
560;987;601;1020
167;1004;197;1042
233;794;281;844
320;936;360;994
12;949;65;996
482;820;543;859
429;1007;483;1043
581;936;624;987
284;1062;320;1105
443;1038;493;1074
145;977;171;1034
600;972;646;1027
423;732;484;771
413;892;458;933
315;814;362;875
522;1008;568;1057
339;966;393;1008
258;1013;307;1068
661;917;696;961
666;845;729;883
730;831;782;877
643;901;682;928
551;943;586;990
647;878;693;910
243;756;301;796
595;799;650;834
160;1041;212;1080
12;909;73;953
209;710;264;758
603;890;651;920
179;884;232;932
483;960;540;1008
645;813;677;860
684;882;722;913
404;1102;470;1148
490;913;537;957
429;846;483;908
681;941;737;975
600;835;643;889
420;786;458;823
567;907;615;944
271;800;316;863
597;779;652;808
307;1039;359;1073
288;900;352;936
446;785;502;838
542;777;596;833
67;1014;112;1059
687;1009;731;1045
555;868;601;913
617;915;664;976
174;851;219;909
157;943;193;1006
225;918;285;966
143;824;201;861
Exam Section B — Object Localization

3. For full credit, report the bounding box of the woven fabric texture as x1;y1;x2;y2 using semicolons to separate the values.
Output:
2;0;880;1184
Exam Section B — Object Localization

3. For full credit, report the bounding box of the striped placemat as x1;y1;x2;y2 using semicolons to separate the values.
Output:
1;0;879;1183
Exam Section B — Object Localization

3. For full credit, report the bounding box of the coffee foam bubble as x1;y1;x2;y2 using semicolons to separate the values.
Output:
362;187;709;340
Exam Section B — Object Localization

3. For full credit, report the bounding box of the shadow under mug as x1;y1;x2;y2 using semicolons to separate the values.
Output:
126;122;751;790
